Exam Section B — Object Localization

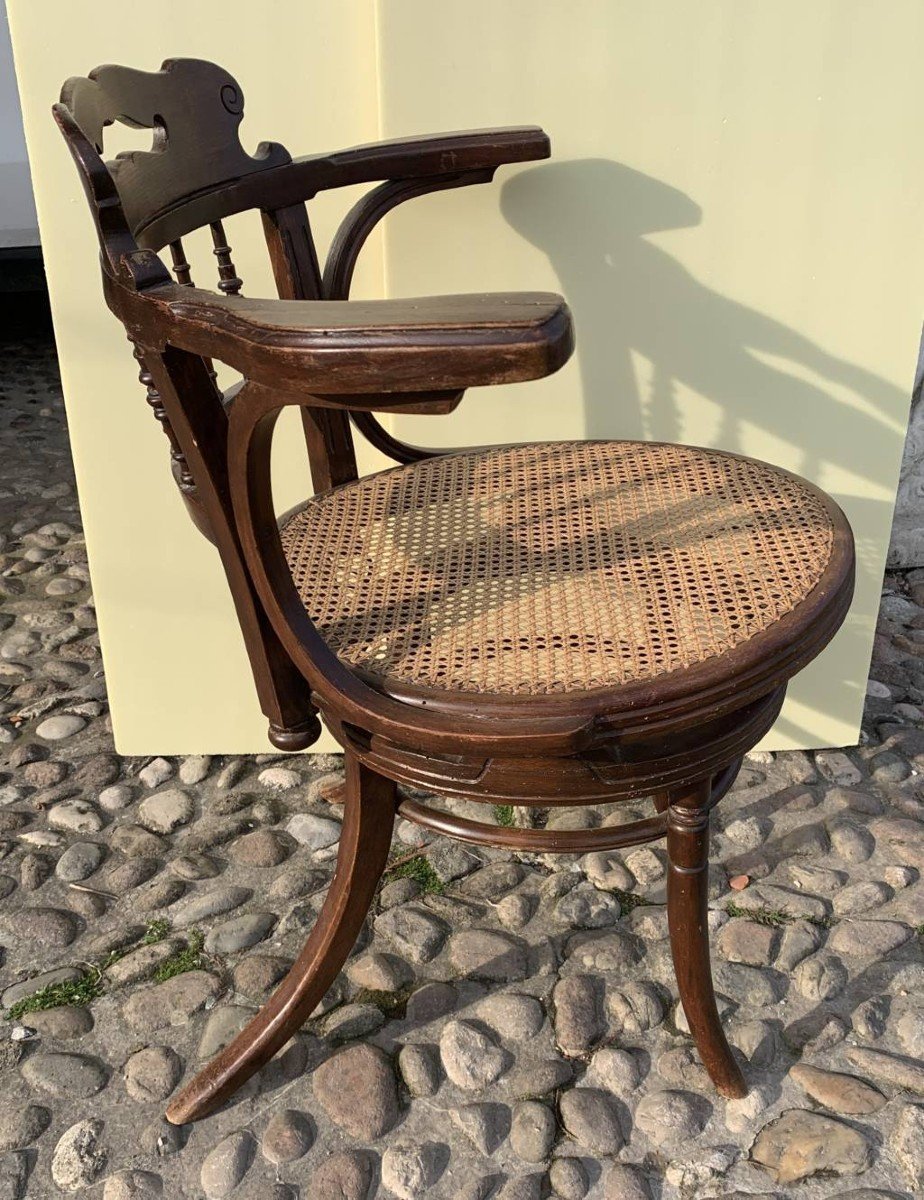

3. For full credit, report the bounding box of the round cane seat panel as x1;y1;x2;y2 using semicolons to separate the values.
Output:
279;440;841;697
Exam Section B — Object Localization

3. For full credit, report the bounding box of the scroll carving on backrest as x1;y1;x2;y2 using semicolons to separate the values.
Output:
60;58;291;238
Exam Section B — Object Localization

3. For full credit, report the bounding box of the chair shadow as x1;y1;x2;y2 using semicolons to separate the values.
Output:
500;159;913;741
500;159;907;474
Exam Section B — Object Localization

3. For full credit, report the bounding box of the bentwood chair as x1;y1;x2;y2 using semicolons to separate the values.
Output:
54;59;855;1124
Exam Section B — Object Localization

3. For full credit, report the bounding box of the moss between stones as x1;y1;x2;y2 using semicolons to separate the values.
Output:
352;987;412;1018
611;888;653;914
726;901;834;929
4;919;197;1020
151;930;205;983
384;855;444;895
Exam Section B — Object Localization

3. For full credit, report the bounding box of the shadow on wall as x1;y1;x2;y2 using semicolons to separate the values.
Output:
501;159;912;745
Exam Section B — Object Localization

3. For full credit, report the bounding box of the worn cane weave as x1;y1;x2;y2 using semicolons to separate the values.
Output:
280;441;836;695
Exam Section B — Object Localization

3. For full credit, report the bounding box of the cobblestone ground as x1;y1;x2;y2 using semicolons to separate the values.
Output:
1;323;922;1200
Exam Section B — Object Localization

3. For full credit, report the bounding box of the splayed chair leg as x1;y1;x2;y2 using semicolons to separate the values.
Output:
666;774;747;1099
165;751;396;1124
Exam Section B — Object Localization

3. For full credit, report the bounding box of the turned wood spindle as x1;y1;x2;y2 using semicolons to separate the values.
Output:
131;340;195;490
168;239;194;287
167;240;220;390
210;220;243;295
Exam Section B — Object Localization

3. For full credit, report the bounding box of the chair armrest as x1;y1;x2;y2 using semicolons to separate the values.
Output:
311;128;549;300
113;273;573;398
300;126;550;193
135;128;550;247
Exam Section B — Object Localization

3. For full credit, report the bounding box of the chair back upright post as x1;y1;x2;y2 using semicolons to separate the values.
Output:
53;60;321;745
260;202;359;492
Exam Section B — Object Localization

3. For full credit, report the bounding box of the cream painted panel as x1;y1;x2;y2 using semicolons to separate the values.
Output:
378;0;922;749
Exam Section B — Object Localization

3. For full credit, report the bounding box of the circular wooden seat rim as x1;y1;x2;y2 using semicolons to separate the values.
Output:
282;440;855;729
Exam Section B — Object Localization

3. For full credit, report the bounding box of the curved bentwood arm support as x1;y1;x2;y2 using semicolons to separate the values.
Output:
324;174;493;302
323;172;497;463
322;159;547;464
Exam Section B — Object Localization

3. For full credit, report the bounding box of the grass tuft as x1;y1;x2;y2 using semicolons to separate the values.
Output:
141;918;171;945
385;855;444;895
492;805;516;828
3;918;194;1021
152;930;205;982
5;969;105;1022
726;901;835;929
612;888;652;914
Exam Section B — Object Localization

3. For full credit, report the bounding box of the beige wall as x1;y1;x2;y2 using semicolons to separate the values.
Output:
9;1;920;753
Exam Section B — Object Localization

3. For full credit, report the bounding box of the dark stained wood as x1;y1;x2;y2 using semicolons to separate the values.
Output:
167;239;194;287
226;386;615;760
54;56;857;1122
396;757;742;852
141;346;317;741
329;692;780;804
130;339;193;490
165;752;397;1124
260;202;357;490
113;280;576;396
261;204;323;300
137;124;551;248
349;411;445;464
209;221;243;296
296;406;358;494
61;58;290;237
398;795;668;852
52;102;142;275
667;776;747;1098
322;175;489;465
56;57;556;496
324;174;492;300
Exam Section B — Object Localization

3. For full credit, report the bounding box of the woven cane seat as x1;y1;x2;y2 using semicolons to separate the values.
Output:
280;440;839;698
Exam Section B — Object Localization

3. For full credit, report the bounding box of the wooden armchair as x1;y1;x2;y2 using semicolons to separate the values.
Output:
54;58;855;1125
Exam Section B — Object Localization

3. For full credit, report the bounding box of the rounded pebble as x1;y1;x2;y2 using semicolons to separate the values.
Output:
200;1130;256;1199
36;714;86;740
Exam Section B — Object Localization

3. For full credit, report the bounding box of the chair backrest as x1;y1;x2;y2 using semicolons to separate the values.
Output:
55;57;353;510
60;59;288;274
55;58;329;744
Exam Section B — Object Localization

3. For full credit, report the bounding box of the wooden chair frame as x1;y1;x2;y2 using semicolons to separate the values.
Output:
53;58;855;1124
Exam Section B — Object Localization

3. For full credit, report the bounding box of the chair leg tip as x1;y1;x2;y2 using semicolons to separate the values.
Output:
267;715;322;752
717;1074;749;1100
164;1090;206;1125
